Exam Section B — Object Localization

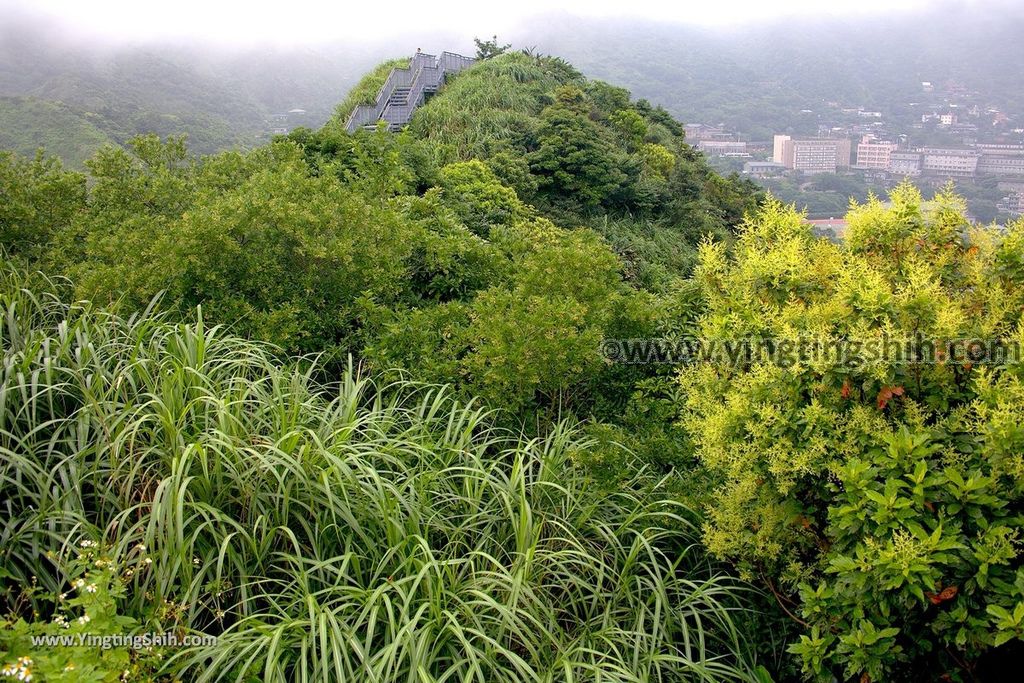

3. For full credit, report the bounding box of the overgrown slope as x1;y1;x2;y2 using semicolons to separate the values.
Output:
0;263;762;682
0;96;114;167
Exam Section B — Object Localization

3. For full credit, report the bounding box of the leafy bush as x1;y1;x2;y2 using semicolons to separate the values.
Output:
0;150;85;259
678;186;1024;680
1;543;165;682
0;262;765;682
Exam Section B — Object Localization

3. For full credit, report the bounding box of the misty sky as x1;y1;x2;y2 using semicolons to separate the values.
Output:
2;0;964;46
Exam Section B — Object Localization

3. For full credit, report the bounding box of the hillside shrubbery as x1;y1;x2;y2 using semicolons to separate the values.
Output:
680;186;1024;680
3;49;1024;682
0;264;761;682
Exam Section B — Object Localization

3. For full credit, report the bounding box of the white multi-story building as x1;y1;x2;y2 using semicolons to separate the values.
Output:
919;148;979;178
855;136;898;169
889;152;922;177
977;144;1024;177
773;135;852;174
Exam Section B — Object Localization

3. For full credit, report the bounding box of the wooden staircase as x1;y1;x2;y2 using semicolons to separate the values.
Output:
344;51;475;133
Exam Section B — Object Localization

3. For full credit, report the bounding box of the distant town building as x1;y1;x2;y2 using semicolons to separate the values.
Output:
684;124;729;142
979;156;1024;176
997;191;1024;217
265;109;310;136
773;135;852;174
697;140;749;156
976;144;1024;177
919;147;980;178
855;135;898;169
889;151;923;177
742;161;786;178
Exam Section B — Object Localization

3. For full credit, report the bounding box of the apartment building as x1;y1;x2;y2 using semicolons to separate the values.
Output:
977;144;1024;176
773;135;852;174
889;151;923;176
855;136;898;169
919;147;979;178
684;124;729;142
997;191;1024;217
743;161;786;178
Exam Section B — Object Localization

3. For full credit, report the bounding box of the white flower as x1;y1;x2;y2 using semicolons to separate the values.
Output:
77;615;90;625
144;558;152;565
85;584;97;593
1;658;32;682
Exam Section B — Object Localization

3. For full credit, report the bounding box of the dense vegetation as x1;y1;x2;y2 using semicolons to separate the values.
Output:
526;8;1024;140
0;266;762;681
0;13;374;165
3;47;1024;682
743;170;1018;225
681;187;1024;680
0;97;114;168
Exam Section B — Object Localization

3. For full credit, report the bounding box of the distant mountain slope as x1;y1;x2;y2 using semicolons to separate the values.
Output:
518;5;1024;139
0;96;113;167
0;14;374;165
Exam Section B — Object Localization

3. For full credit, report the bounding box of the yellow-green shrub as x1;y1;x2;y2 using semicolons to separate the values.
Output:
679;185;1024;680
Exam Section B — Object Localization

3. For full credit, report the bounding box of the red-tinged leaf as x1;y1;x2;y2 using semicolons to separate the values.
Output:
841;378;852;399
877;385;904;410
877;387;892;410
926;585;958;605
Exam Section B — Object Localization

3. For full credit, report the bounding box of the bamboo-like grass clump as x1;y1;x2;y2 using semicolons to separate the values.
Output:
0;263;760;681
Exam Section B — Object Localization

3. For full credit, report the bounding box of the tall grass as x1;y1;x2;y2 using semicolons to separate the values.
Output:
410;53;578;162
328;58;412;130
0;263;762;681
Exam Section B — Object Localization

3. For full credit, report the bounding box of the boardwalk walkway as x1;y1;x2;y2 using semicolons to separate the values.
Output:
345;51;475;133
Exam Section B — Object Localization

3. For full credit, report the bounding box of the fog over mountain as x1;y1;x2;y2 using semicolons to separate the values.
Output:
5;3;1024;682
513;4;1024;139
0;0;1021;164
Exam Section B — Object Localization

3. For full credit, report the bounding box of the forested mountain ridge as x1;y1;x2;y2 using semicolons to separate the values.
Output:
0;13;375;164
322;51;759;287
0;96;113;167
0;49;777;681
5;3;1021;169
3;49;759;429
517;4;1024;139
4;41;1024;683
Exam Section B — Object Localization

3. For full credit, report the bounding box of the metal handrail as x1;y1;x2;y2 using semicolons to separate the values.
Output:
346;51;474;133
